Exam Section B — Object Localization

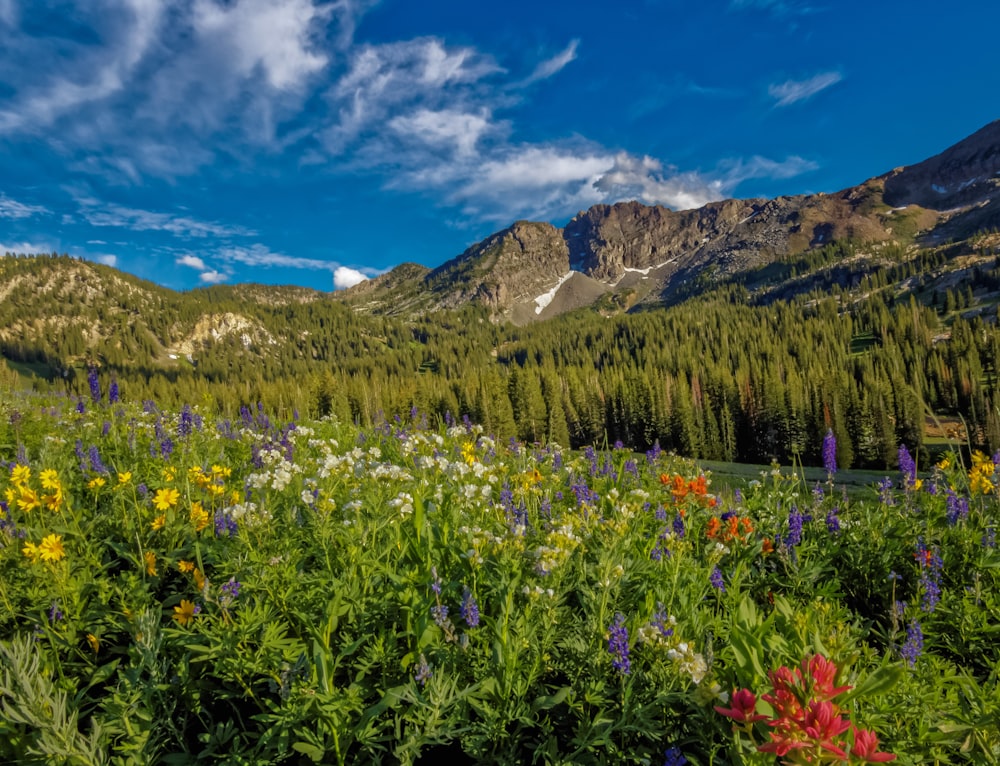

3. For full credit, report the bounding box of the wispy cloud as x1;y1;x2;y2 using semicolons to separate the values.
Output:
768;71;842;106
517;40;579;86
0;240;58;255
76;199;256;239
0;195;48;219
94;253;118;267
730;0;820;16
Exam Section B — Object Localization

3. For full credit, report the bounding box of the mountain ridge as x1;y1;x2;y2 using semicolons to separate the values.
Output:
337;120;999;323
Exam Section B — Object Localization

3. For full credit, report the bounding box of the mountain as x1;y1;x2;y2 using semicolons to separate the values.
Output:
337;120;1000;323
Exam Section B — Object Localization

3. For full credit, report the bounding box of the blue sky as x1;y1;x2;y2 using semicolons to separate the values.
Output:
1;1;997;292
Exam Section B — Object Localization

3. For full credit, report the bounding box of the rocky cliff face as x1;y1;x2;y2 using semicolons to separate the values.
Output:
337;120;1000;323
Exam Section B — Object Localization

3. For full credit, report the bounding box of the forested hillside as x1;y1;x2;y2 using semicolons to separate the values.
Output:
2;241;999;470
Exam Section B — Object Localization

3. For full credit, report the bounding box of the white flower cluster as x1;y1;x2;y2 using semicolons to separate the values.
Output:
225;501;271;526
533;523;582;576
248;448;301;491
389;492;414;516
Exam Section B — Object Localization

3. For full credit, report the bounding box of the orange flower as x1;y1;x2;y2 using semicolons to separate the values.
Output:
762;538;775;555
706;516;722;540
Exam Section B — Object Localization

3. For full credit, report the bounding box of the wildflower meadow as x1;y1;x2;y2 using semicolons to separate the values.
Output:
0;383;998;764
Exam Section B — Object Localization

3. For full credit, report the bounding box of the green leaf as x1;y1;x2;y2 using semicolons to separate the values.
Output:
841;664;904;703
292;742;325;762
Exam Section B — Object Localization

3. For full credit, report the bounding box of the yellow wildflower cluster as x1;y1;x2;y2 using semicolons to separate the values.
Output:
969;451;996;495
6;464;64;513
22;533;66;563
189;464;231;498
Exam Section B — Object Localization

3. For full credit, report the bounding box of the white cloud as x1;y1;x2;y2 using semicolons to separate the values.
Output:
94;253;118;266
593;153;726;211
177;254;208;270
333;265;368;289
0;0;163;134
199;269;229;284
0;240;58;255
191;0;330;90
388;108;493;158
721;155;819;184
519;40;579;86
0;194;48;219
76;200;256;238
768;71;842;106
323;37;503;155
217;244;335;271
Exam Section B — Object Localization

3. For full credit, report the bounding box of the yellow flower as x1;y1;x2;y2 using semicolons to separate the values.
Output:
151;514;166;531
144;550;157;576
153;487;180;511
210;464;231;479
17;487;40;513
39;469;61;491
22;541;40;563
193;567;207;592
971;450;992;466
206;483;225;497
88;477;106;490
11;464;30;487
173;599;198;627
86;633;100;653
117;471;132;485
231;490;242;505
43;490;63;512
461;442;477;466
178;559;195;573
162;466;176;483
38;534;66;563
190;501;210;532
937;457;952;470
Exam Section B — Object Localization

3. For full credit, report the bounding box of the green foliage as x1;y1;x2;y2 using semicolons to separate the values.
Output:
1;392;999;763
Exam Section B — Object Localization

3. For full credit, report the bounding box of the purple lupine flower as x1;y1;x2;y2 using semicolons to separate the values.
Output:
178;404;194;438
878;477;894;505
822;429;837;476
733;488;742;506
812;482;824;505
461;588;480;628
49;603;64;623
898;445;916;487
785;506;803;548
709;567;725;592
663;746;688;766
583;446;598;476
108;378;119;404
414;654;432;686
825;506;841;534
916;538;942;612
654;505;667;522
88;445;109;475
945;490;969;525
214;511;238;538
87;366;101;403
673;511;684;540
431;604;449;629
984;526;997;549
646;440;662;465
900;619;923;667
650;604;673;639
220;577;241;607
607;613;631;675
75;399;85;414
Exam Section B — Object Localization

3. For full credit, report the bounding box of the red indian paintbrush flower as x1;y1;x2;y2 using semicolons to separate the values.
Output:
714;688;767;723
